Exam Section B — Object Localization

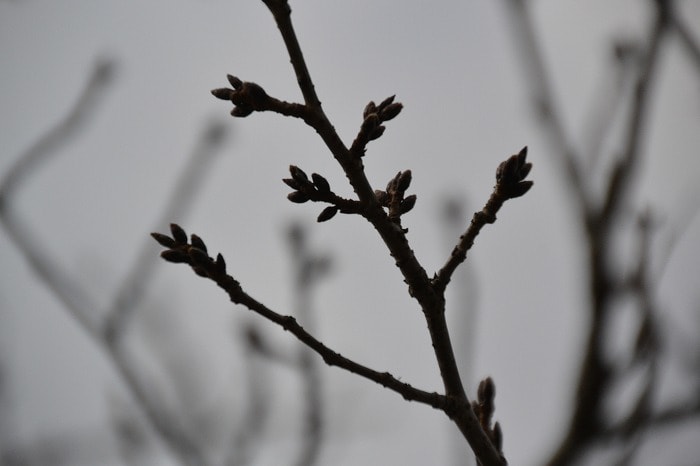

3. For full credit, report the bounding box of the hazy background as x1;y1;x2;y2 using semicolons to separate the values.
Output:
2;0;699;464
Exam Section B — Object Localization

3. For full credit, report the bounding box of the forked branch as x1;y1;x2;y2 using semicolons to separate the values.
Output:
164;1;536;464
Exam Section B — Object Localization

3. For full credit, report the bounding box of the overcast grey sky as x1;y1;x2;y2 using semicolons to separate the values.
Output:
2;1;700;465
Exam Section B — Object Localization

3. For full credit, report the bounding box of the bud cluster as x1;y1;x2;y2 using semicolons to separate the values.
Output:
283;165;361;223
495;146;533;200
211;75;272;117
374;169;417;225
152;224;228;279
350;95;404;156
472;377;504;457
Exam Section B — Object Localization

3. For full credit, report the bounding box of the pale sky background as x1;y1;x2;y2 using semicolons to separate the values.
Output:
2;1;700;465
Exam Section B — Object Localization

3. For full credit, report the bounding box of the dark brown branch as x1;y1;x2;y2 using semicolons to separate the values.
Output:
153;225;446;411
261;0;322;109
209;4;514;463
434;148;533;294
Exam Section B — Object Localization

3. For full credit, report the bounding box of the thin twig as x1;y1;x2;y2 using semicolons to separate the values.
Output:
503;0;586;207
670;3;700;76
207;2;514;463
286;223;329;466
0;59;209;466
0;59;115;204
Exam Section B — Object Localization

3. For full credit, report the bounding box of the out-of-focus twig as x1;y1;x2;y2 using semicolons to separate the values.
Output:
502;0;696;464
287;222;331;466
0;58;217;466
102;120;229;346
0;58;117;335
225;323;273;466
502;0;586;210
670;5;700;76
0;59;115;205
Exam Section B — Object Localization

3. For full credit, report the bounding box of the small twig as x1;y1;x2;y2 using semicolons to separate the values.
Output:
225;323;273;466
503;0;587;210
600;3;670;225
669;1;700;76
0;59;115;205
434;147;532;294
208;3;521;463
152;224;446;410
286;223;329;466
0;58;209;466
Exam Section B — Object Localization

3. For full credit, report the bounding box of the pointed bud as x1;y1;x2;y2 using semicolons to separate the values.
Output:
215;253;227;275
368;125;385;141
493;422;503;450
189;247;210;268
282;178;302;190
311;173;331;194
151;232;176;248
374;190;389;206
387;172;401;192
397;170;412;193
399;194;417;214
478;377;495;404
289;165;309;183
170;223;187;244
190;234;207;253
211;88;235;100
361;113;380;133
363;101;377;119
379;102;403;121
287;191;310;203
227;74;242;88
161;249;189;264
377;95;396;110
193;266;209;278
317;206;338;222
510;181;533;198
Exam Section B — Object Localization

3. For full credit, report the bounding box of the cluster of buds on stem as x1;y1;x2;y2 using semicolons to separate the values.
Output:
472;377;504;457
283;165;361;223
374;169;417;226
350;95;403;156
212;75;272;117
495;146;533;200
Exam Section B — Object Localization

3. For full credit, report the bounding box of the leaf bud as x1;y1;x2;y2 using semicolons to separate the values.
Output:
397;170;412;193
317;206;338;222
170;223;187;244
377;95;396;110
226;74;242;88
287;191;310;203
211;88;235;101
289;165;309;183
363;101;377;119
399;194;417;214
311;173;331;194
368;125;385;141
151;232;176;248
161;249;189;264
190;234;207;253
188;247;211;268
379;102;403;121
